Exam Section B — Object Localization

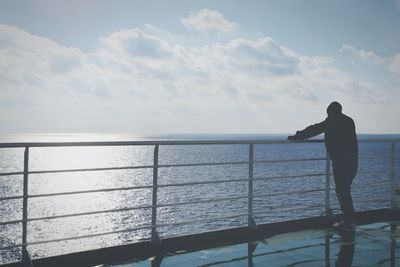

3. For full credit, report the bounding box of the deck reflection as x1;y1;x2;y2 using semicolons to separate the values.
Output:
131;221;400;267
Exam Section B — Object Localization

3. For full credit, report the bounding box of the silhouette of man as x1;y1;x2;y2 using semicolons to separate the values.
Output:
288;102;358;228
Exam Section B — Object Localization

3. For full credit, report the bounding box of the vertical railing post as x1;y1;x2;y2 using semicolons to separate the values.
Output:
22;147;32;266
151;145;161;244
390;223;397;267
324;235;331;267
390;141;398;211
248;144;257;229
325;152;331;214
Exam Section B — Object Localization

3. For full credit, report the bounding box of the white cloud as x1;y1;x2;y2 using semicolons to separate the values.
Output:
341;44;400;80
181;9;238;33
0;23;398;134
100;28;172;59
388;54;400;77
340;44;386;65
219;38;299;76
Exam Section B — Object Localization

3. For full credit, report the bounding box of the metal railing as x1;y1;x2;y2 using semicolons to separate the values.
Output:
0;138;398;265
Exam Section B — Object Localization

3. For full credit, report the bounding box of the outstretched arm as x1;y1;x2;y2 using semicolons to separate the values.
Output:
287;120;326;140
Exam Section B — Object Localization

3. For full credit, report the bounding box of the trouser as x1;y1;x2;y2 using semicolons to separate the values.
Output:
332;159;357;224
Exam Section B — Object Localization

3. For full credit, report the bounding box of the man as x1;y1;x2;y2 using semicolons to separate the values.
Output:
288;102;358;229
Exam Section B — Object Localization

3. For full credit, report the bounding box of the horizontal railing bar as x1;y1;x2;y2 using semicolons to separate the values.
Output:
353;198;389;205
353;183;391;190
0;243;23;251
357;139;400;143
0;165;152;177
359;156;392;160
253;157;326;164
267;176;383;191
352;181;400;190
255;188;325;198
0;160;321;178
0;171;24;177
0;195;24;201
157;178;249;188
157;195;249;208
159;173;326;188
0;219;23;226
27;225;152;246
27;204;153;222
18;180;247;199
254;204;326;216
24;165;154;175
253;173;325;182
155;213;249;228
158;161;248;168
1;138;398;148
27;185;153;198
0;139;326;148
274;205;327;214
357;170;390;176
305;180;398;192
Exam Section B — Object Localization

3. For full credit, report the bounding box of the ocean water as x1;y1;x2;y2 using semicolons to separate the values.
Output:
0;134;399;264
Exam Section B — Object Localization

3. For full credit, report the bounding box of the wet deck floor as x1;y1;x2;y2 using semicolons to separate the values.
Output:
111;221;400;267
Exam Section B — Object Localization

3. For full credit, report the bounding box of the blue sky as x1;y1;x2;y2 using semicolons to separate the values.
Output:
0;0;399;134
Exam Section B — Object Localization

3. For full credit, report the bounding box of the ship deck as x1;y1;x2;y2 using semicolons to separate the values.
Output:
115;218;400;267
3;209;395;267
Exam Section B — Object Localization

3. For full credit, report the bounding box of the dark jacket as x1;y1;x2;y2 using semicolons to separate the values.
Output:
293;113;358;162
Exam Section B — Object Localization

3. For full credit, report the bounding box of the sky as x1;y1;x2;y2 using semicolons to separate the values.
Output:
0;0;399;135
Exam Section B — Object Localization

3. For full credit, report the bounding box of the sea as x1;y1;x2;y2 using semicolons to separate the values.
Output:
0;133;399;264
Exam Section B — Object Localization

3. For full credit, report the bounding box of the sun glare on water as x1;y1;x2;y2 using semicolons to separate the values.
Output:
22;140;153;257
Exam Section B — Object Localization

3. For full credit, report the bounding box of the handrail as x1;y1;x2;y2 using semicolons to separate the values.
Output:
0;139;327;148
0;138;398;266
0;138;398;148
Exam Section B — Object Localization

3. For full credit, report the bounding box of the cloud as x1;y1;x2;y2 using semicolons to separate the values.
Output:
100;28;172;59
387;54;400;77
219;38;299;76
0;25;115;128
340;44;400;79
0;23;397;134
181;9;238;33
340;44;386;65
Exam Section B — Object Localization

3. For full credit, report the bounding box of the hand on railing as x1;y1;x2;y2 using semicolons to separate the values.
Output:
287;132;304;141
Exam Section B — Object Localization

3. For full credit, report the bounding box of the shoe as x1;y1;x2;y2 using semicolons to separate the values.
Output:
332;221;355;231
